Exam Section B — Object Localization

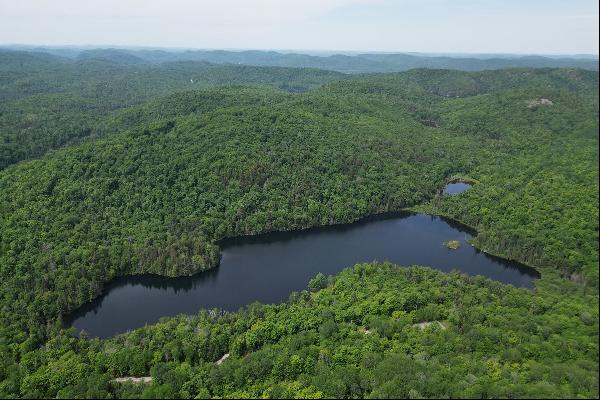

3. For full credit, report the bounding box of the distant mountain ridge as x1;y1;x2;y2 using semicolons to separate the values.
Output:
3;46;598;72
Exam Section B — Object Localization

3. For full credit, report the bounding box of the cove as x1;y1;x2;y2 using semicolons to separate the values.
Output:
67;212;539;338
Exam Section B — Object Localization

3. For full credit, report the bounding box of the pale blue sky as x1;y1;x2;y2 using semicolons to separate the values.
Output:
0;0;597;54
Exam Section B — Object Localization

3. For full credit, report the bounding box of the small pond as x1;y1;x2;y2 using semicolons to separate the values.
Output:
443;182;472;195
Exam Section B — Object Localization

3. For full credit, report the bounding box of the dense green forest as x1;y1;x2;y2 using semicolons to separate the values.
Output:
12;264;599;398
0;50;344;169
0;58;598;398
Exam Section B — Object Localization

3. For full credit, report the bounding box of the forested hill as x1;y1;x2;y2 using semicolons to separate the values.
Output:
2;48;597;170
0;67;597;397
0;50;345;169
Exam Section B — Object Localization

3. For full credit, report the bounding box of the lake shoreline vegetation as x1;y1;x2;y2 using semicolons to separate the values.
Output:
445;175;479;185
65;209;541;331
0;50;598;398
65;210;541;338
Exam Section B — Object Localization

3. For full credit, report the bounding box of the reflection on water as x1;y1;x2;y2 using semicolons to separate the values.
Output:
67;212;539;338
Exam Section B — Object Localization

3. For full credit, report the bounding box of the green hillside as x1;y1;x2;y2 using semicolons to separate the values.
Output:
0;50;345;169
22;263;597;398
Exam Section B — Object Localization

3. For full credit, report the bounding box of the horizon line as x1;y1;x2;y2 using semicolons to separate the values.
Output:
1;43;598;58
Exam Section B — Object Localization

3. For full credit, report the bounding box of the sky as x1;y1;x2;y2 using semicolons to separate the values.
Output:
0;0;598;55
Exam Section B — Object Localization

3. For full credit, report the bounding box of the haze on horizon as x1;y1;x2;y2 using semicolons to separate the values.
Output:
0;0;598;55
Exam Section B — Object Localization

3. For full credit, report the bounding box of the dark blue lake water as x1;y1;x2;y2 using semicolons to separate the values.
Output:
68;212;538;338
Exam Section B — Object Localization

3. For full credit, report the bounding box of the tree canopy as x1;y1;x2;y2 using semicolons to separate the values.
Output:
0;61;597;398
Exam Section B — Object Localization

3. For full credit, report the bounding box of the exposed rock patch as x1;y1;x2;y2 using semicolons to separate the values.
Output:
114;377;152;384
216;353;230;365
526;98;553;108
412;321;447;330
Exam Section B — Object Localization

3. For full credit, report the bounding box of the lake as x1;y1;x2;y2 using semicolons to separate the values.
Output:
67;212;539;338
